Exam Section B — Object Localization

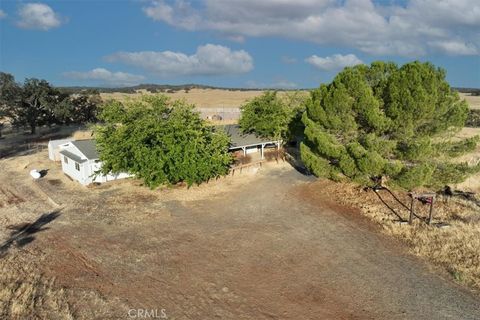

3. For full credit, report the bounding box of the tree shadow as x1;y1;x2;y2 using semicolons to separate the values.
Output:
39;169;49;177
0;210;62;258
373;190;406;222
284;151;312;176
372;187;425;222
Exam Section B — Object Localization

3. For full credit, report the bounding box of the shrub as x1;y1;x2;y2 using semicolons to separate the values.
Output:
466;110;480;127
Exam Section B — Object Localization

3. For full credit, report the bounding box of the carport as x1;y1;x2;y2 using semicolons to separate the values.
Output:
220;124;281;159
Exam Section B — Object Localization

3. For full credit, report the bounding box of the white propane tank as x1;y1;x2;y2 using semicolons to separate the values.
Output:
30;169;41;179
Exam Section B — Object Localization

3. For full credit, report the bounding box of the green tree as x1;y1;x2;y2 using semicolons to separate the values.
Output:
53;90;101;124
0;72;21;138
0;73;99;134
10;78;65;134
239;91;305;141
94;95;233;188
301;61;476;189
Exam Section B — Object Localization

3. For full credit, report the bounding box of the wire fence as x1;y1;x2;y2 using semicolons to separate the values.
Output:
0;142;47;158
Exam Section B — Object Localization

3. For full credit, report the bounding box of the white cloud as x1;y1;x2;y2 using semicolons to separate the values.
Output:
143;0;200;30
0;10;7;19
63;68;145;86
142;0;480;56
144;1;174;22
17;3;62;30
428;40;478;56
306;54;363;71
105;44;253;76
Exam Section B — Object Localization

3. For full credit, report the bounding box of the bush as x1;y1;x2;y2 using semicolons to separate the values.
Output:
466;110;480;127
235;154;252;165
435;136;480;157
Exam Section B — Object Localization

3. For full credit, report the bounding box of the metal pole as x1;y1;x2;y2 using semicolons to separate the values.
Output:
428;197;434;225
409;194;415;225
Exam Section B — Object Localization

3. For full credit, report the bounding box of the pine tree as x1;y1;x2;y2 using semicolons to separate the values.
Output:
301;61;476;189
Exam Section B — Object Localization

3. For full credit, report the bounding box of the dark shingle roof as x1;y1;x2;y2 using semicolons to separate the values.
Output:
219;125;277;149
71;140;99;160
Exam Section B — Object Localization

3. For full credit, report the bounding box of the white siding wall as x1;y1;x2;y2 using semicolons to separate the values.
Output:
60;155;89;185
90;161;133;183
62;156;132;186
246;146;258;154
60;142;133;186
48;139;72;161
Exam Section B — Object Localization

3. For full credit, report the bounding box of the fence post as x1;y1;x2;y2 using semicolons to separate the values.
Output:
428;197;434;225
409;194;415;225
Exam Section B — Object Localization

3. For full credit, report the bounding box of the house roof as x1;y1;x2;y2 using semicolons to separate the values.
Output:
48;138;73;147
71;140;99;160
59;149;88;164
218;124;278;149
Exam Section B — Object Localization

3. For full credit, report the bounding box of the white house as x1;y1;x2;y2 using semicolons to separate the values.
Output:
48;138;73;161
59;140;132;186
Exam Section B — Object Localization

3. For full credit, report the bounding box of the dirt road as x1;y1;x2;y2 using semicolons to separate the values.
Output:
0;157;479;319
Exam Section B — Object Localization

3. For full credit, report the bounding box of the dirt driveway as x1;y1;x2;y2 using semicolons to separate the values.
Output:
0;156;479;319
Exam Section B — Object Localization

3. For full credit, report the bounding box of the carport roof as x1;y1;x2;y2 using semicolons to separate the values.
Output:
218;124;278;149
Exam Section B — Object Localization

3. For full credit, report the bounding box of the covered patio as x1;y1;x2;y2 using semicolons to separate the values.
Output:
220;124;281;160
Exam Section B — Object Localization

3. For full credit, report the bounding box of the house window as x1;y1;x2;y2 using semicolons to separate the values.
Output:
75;162;80;171
64;156;68;164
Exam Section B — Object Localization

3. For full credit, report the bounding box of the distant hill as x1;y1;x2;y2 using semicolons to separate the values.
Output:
58;84;301;94
453;87;480;96
58;84;479;96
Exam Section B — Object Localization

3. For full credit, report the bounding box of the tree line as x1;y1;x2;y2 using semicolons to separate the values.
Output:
0;72;100;136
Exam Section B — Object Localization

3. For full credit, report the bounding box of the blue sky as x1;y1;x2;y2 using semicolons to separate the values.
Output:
0;0;479;89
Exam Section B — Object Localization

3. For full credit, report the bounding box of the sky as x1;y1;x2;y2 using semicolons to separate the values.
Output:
0;0;479;89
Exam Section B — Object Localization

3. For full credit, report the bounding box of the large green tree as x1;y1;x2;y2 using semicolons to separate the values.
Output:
301;61;477;189
0;72;22;138
94;95;233;188
53;90;101;124
239;91;305;141
13;78;63;134
0;73;98;134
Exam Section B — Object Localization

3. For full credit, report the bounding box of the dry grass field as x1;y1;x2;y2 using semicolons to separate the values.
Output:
460;92;480;110
100;88;268;108
450;127;480;193
100;89;478;109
